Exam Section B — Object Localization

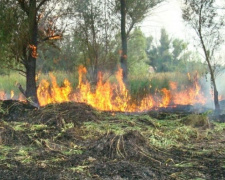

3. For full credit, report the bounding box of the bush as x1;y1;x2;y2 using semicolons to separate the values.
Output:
129;78;152;102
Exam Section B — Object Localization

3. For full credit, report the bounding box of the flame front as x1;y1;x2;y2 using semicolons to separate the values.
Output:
36;66;207;112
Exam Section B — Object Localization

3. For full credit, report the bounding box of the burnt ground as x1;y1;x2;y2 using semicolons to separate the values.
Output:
0;100;225;180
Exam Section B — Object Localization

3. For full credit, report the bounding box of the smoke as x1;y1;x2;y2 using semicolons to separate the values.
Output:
200;72;225;109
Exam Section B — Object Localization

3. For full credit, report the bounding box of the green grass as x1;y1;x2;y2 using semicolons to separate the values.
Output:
0;72;25;95
0;71;79;98
128;71;194;101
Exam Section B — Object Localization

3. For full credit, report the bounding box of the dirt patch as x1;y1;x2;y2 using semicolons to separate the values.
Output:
0;121;31;145
91;160;158;179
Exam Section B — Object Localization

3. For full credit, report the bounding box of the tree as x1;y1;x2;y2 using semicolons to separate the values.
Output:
182;0;225;114
0;0;67;105
120;0;128;83
71;0;118;84
128;28;148;76
117;0;163;83
0;1;25;74
146;28;190;72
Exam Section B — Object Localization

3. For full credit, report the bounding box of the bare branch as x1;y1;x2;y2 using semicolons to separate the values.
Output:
17;83;26;97
37;0;50;11
41;34;62;42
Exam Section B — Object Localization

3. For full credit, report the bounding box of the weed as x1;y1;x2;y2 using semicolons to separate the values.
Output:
30;124;48;131
69;165;89;173
174;161;196;168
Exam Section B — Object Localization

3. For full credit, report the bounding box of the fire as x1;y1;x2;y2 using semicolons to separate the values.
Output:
160;88;171;107
29;44;38;58
0;90;25;101
49;35;61;40
171;81;206;105
0;66;208;112
37;73;72;106
10;90;14;99
36;66;207;112
0;91;6;100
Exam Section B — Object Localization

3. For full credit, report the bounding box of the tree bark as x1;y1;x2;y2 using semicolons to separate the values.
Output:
26;0;39;105
120;0;128;83
198;4;220;114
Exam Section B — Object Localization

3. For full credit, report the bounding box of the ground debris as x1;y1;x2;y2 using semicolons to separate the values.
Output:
0;100;224;179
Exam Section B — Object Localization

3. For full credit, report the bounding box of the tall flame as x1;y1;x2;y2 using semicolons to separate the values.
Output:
36;66;207;112
0;66;208;112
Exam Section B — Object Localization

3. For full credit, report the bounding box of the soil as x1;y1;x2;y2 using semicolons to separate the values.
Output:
0;100;225;180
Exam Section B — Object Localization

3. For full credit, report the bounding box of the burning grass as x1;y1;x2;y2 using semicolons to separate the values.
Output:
0;67;212;113
36;66;207;112
1;100;225;179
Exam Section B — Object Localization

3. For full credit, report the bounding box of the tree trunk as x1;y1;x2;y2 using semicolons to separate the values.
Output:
214;86;220;114
120;0;128;83
197;6;220;115
206;59;220;114
199;30;220;114
26;0;39;105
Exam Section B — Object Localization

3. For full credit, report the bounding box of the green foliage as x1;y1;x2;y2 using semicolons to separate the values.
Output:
0;1;26;71
150;76;170;92
129;78;151;101
0;72;26;95
115;0;163;35
146;28;191;73
69;0;119;82
128;28;149;76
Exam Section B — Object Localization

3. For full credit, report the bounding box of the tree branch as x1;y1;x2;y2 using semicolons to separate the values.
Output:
37;0;50;11
126;20;135;37
41;34;62;42
17;0;29;15
17;83;26;97
17;83;40;108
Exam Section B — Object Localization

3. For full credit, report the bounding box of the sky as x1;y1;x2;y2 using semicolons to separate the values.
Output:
140;0;225;61
141;0;187;40
140;0;225;96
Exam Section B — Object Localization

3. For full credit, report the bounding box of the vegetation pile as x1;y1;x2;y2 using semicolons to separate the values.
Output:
0;100;225;179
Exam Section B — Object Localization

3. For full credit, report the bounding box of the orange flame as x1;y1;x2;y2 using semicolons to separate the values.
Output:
160;88;171;107
171;81;206;105
0;66;209;112
49;35;61;40
0;91;7;100
29;44;38;58
35;66;207;112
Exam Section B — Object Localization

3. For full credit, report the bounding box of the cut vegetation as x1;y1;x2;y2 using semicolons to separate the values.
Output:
0;100;225;179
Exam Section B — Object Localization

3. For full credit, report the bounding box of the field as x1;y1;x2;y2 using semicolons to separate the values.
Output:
0;100;225;179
